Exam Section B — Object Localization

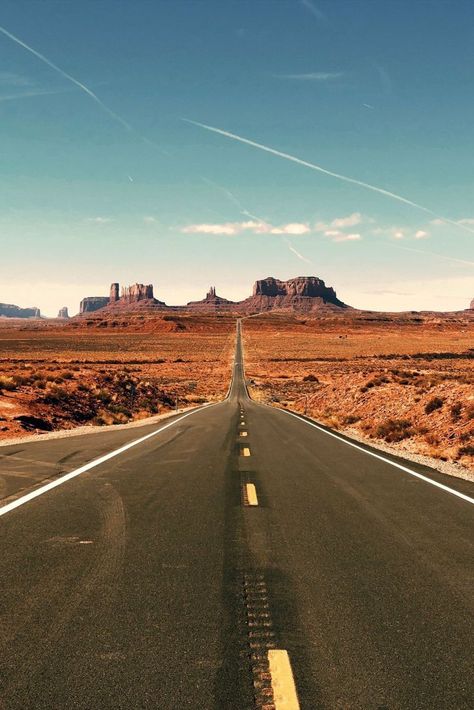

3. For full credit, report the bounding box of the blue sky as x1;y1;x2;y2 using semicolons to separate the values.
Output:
0;0;473;315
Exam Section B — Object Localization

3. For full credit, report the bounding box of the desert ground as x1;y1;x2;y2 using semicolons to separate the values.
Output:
0;313;235;439
242;311;474;474
2;309;473;477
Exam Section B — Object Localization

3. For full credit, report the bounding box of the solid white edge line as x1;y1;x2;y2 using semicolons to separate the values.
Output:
268;649;300;709
0;403;219;518
275;407;474;506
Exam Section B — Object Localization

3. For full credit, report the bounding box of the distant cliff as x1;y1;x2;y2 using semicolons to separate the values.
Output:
0;303;41;318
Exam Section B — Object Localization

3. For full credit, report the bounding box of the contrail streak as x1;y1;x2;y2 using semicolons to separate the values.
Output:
0;25;134;132
285;238;312;264
200;176;268;224
394;246;474;268
182;118;474;236
0;24;170;155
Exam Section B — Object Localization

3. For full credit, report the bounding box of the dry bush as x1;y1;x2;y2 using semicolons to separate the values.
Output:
425;396;444;414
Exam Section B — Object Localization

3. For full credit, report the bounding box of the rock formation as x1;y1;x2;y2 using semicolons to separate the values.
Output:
187;286;236;311
79;296;110;314
57;307;69;319
120;283;154;304
0;303;41;318
76;276;349;316
470;298;474;310
241;276;348;313
110;283;120;303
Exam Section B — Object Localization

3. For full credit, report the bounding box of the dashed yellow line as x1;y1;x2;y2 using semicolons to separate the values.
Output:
268;649;300;709
240;431;248;437
241;446;251;457
245;483;258;506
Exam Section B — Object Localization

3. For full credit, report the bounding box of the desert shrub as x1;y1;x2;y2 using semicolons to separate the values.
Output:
450;402;462;420
460;430;474;443
466;405;474;420
343;414;360;425
61;370;74;380
0;376;17;391
458;444;474;457
375;418;414;442
425;396;444;414
303;374;319;382
42;384;70;404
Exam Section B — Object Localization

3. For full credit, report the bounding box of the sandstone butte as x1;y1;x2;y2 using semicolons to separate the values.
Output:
77;276;350;316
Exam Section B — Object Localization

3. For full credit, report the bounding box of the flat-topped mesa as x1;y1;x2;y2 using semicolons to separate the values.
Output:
120;283;154;304
242;275;349;313
79;296;109;314
0;303;41;318
57;307;69;319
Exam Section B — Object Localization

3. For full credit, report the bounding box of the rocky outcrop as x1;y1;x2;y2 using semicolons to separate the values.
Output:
57;307;69;319
76;276;349;317
110;283;120;303
0;303;41;318
120;283;154;304
470;298;474;310
241;276;348;313
187;286;236;311
79;296;109;314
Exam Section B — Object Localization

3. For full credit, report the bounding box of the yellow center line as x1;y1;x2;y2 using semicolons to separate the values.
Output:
245;483;258;506
240;431;248;437
241;446;251;457
268;650;300;709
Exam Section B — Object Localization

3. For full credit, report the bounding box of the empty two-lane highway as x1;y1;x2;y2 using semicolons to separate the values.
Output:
0;321;473;709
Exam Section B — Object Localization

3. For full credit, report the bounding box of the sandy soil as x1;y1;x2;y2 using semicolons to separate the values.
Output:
243;311;474;477
0;315;235;440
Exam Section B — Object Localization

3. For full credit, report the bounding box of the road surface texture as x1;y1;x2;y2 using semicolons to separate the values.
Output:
0;321;473;709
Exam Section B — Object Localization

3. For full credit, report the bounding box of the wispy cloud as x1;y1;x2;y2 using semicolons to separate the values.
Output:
181;221;310;236
331;232;361;243
0;71;32;86
275;72;343;81
85;216;113;224
0;87;73;102
415;230;429;239
199;176;267;223
182;118;474;236
285;238;312;264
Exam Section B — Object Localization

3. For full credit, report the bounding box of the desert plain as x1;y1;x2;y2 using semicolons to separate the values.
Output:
1;308;473;477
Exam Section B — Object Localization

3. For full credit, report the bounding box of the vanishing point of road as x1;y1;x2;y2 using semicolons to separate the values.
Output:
0;321;473;709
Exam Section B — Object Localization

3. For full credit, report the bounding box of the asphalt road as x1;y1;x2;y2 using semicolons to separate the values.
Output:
0;321;473;709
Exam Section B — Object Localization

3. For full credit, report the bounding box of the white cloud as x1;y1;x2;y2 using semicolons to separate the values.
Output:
85;217;113;224
329;212;362;228
182;222;238;235
181;221;310;236
393;230;405;240
334;232;361;242
430;218;444;226
414;230;429;239
143;216;157;223
458;218;474;225
269;223;310;235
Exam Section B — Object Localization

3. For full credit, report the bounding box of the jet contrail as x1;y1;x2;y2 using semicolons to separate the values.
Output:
200;176;268;224
0;24;169;155
182;118;474;236
394;246;474;268
285;238;312;264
